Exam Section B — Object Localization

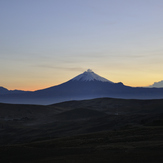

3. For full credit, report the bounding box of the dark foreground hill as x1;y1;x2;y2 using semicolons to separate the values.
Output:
0;97;163;162
1;126;163;163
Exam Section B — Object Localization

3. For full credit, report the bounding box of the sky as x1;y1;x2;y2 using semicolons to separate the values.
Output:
0;0;163;91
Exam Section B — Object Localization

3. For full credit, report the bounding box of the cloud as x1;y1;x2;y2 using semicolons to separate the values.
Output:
35;64;85;72
80;53;149;59
149;80;163;88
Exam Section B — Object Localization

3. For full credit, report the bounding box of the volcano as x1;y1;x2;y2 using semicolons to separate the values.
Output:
71;69;113;82
1;69;163;104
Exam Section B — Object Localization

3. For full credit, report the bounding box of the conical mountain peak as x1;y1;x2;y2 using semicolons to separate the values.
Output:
71;69;113;83
86;69;93;73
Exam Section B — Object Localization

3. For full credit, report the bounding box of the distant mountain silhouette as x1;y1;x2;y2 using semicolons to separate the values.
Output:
0;86;30;95
0;87;9;94
1;69;163;104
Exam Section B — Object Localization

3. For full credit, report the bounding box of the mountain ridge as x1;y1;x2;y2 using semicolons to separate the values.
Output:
1;69;163;104
0;86;31;95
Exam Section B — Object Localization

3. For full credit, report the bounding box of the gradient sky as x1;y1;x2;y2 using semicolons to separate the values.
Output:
1;0;163;91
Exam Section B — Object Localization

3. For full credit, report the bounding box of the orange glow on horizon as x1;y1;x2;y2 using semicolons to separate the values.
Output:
2;69;160;91
5;80;153;92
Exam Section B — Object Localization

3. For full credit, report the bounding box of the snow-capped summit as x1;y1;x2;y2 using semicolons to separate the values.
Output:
2;68;163;105
71;69;113;83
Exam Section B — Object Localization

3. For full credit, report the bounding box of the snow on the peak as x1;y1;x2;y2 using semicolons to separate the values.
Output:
71;69;113;83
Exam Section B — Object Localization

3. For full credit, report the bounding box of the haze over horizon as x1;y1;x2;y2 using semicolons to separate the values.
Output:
1;0;163;91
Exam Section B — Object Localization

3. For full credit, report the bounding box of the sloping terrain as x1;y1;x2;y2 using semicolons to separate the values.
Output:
1;70;163;104
52;97;163;114
0;97;163;162
0;126;163;163
0;98;163;145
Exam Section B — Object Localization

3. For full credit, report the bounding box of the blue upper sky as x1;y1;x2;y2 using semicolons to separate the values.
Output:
0;0;163;90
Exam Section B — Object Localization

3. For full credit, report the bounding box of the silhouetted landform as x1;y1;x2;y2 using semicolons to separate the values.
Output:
0;97;163;144
0;97;163;162
1;70;163;105
0;86;31;95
